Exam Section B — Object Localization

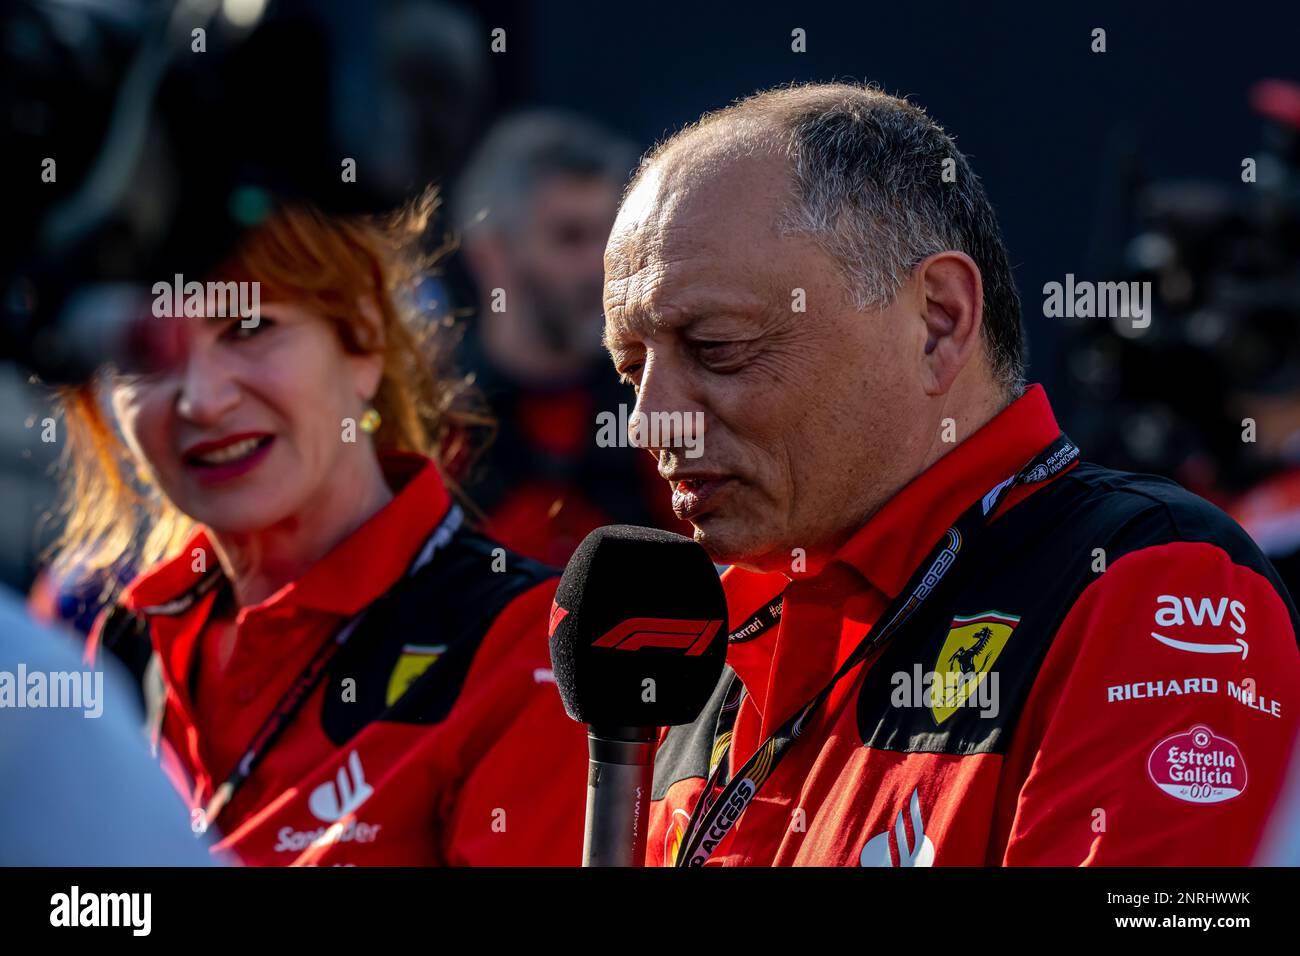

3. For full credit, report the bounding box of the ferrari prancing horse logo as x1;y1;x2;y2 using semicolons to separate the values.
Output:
930;611;1020;725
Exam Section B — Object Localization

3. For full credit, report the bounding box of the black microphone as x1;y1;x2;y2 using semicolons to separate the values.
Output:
549;525;728;866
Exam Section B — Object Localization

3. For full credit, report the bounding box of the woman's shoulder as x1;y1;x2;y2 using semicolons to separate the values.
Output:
390;526;557;631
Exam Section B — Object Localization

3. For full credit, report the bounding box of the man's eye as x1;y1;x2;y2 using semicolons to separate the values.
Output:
618;363;643;387
693;341;741;367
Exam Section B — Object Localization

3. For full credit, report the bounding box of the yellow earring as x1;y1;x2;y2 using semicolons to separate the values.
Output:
359;408;382;434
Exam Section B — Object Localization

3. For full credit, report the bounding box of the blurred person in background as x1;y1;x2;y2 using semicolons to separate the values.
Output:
51;195;587;866
452;111;685;566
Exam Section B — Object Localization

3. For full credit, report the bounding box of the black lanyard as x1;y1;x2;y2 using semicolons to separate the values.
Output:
675;434;1078;866
196;503;464;830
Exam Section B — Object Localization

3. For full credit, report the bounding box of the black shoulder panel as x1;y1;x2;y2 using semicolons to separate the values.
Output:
854;461;1300;756
319;530;556;745
97;601;153;712
1062;464;1299;627
651;665;737;800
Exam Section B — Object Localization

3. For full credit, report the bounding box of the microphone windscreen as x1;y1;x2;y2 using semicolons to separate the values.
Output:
549;525;728;728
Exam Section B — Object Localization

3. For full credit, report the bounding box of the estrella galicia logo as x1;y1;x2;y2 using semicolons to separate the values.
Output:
1147;724;1247;804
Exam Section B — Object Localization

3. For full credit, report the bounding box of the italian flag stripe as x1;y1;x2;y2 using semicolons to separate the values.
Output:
951;611;1021;626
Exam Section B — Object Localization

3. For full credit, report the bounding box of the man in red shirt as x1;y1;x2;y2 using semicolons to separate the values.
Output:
602;82;1300;865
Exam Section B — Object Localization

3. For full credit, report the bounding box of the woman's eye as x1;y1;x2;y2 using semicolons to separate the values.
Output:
224;317;272;341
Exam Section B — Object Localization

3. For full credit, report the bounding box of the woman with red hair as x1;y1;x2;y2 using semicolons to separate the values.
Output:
53;196;586;865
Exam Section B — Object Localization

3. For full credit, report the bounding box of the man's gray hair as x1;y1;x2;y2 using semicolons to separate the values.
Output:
635;82;1026;393
452;110;638;238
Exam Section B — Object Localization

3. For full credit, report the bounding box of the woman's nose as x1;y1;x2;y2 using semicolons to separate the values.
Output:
175;346;240;424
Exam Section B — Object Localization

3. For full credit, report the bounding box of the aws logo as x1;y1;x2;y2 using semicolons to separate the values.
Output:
1152;596;1248;660
1155;595;1247;633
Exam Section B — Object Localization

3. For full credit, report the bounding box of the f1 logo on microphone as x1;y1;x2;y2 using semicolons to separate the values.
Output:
591;618;722;656
548;602;569;637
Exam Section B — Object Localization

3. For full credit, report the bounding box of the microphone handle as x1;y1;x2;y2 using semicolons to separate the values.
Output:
583;726;658;867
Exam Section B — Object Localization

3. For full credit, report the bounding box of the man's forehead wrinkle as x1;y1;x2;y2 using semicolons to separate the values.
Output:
605;125;796;354
610;238;734;317
612;161;679;244
606;176;712;309
618;131;791;246
612;195;743;292
606;194;681;291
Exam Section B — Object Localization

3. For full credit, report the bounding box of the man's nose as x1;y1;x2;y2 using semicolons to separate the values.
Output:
629;354;706;457
175;344;240;425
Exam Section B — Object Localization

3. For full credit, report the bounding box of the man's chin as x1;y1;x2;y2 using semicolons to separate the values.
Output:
689;514;776;571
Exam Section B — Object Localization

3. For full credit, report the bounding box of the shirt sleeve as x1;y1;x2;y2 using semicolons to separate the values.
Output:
1001;540;1300;865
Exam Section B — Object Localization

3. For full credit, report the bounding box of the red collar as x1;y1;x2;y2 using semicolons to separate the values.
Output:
835;383;1063;597
122;451;452;619
721;384;1066;623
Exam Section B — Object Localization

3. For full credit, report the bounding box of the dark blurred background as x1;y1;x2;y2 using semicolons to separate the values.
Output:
7;0;1300;611
479;0;1298;408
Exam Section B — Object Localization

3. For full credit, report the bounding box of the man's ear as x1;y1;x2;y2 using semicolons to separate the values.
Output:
916;251;984;396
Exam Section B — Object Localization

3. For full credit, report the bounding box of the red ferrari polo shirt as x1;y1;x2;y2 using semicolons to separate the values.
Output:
96;452;587;865
648;385;1300;866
